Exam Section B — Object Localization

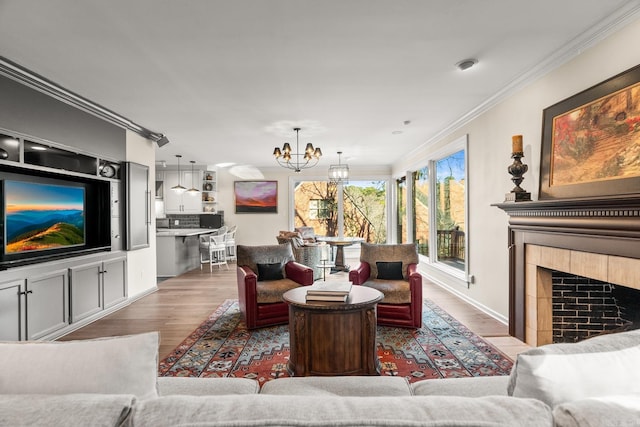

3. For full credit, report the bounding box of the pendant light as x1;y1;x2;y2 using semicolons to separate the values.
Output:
186;160;200;195
328;151;349;184
171;154;187;193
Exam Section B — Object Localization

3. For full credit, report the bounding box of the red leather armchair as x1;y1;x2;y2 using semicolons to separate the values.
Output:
349;242;422;328
237;243;314;329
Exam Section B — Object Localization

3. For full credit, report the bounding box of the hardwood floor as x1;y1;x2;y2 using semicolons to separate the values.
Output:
61;259;530;361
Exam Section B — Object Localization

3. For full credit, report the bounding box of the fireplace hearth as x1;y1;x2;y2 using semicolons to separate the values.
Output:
495;196;640;346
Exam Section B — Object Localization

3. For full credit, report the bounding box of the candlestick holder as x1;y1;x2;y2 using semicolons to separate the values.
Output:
505;151;531;202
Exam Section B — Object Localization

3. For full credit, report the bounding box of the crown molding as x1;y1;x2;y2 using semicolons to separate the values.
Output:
0;56;168;145
407;1;640;159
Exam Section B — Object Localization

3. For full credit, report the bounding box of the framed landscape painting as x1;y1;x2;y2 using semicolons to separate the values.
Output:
539;64;640;199
234;180;278;213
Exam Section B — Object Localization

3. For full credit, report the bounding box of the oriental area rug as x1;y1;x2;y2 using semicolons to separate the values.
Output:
158;299;513;385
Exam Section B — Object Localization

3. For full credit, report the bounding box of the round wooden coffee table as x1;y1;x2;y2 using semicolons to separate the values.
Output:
282;285;383;377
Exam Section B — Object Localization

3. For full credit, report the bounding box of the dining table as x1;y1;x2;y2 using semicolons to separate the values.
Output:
315;236;365;272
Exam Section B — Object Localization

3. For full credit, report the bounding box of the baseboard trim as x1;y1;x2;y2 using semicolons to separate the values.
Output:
51;285;159;341
421;272;508;326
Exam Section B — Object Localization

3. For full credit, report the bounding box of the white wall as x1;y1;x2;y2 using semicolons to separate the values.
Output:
217;165;391;247
392;16;640;321
125;131;157;298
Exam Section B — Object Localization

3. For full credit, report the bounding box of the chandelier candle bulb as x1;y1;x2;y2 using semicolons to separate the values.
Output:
512;135;523;154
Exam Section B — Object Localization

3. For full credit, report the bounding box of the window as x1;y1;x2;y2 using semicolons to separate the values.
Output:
343;180;387;243
309;199;330;219
434;149;466;271
396;177;406;244
412;165;429;256
293;181;337;236
408;134;468;281
293;179;388;243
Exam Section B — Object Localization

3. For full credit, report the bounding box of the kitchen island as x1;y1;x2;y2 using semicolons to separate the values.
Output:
156;228;215;277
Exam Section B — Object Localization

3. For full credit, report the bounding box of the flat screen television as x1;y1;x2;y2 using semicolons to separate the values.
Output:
4;180;85;254
0;167;111;269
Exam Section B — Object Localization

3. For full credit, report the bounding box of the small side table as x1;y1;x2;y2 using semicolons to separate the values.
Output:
315;260;335;281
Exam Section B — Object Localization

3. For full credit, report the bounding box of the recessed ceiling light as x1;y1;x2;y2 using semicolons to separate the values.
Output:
455;58;478;71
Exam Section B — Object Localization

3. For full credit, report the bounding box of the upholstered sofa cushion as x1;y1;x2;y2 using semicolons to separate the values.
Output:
157;377;260;396
0;394;135;427
553;395;640;427
412;376;510;397
363;279;411;304
360;242;418;280
132;395;552;426
260;376;412;396
508;329;640;407
237;243;295;277
510;343;640;407
256;278;306;303
0;332;159;400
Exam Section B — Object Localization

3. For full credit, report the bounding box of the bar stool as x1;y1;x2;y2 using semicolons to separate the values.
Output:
199;233;213;269
209;234;228;270
224;226;237;262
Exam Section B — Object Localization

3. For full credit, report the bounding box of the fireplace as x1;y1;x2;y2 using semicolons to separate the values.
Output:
552;271;639;343
495;196;640;346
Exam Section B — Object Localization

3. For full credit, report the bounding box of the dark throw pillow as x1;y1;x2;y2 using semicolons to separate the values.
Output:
257;262;284;281
376;261;404;280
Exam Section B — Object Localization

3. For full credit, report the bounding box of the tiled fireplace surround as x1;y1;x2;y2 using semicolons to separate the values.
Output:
496;196;640;347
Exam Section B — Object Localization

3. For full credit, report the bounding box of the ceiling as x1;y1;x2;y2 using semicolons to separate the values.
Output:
0;0;635;177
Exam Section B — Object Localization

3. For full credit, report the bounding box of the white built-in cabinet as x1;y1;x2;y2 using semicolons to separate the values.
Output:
69;256;127;323
163;170;202;213
0;269;69;341
0;253;127;341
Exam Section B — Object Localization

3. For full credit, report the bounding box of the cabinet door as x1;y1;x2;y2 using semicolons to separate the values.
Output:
103;257;127;309
124;162;150;250
26;269;69;340
164;170;202;213
181;170;202;213
69;261;103;323
163;170;183;213
0;280;25;341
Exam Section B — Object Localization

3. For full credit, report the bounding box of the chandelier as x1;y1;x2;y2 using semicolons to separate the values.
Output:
328;151;349;184
273;127;322;172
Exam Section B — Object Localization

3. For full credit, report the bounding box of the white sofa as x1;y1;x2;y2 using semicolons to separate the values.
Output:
1;329;639;426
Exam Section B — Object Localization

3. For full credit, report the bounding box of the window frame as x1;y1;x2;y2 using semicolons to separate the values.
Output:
427;135;469;283
402;134;470;287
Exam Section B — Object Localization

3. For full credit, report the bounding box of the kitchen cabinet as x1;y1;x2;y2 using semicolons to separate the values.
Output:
164;170;202;213
69;256;127;322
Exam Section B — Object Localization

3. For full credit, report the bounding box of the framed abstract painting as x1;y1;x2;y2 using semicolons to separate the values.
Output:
234;180;278;213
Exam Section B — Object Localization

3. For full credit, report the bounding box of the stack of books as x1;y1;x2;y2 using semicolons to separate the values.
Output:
305;282;352;302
